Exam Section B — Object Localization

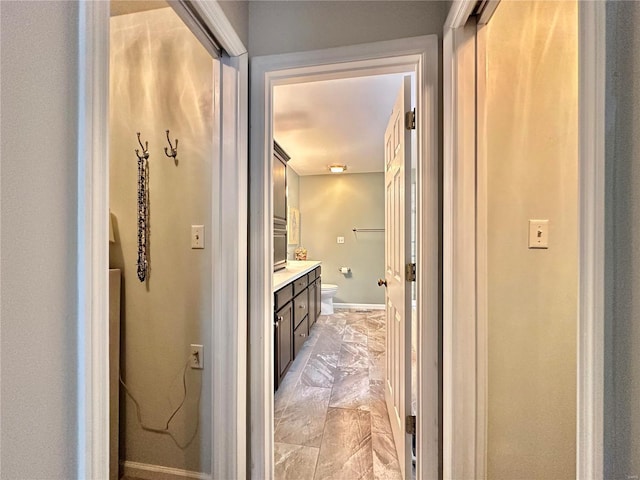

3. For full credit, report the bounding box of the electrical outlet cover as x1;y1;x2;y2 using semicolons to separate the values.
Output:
190;344;204;369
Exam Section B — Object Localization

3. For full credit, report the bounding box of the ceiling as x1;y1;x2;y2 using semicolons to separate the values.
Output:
274;73;406;176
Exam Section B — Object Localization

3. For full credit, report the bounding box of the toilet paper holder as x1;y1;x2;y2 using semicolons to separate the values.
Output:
338;267;351;274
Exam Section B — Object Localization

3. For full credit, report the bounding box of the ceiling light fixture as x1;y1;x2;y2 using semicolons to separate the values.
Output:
329;164;347;173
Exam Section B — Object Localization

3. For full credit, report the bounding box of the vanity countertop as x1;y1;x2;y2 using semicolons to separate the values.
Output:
273;260;322;292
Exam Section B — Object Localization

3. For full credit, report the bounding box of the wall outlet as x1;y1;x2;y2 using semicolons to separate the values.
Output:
337;236;345;244
190;344;204;369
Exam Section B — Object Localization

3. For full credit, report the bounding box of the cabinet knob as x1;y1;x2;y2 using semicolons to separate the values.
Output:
300;333;306;338
299;304;306;309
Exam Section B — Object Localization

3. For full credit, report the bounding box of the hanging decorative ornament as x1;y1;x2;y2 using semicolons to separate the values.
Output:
135;132;150;282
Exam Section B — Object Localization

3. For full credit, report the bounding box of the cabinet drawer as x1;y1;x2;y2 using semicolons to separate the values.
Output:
308;269;316;281
314;266;321;278
275;284;293;311
293;275;308;295
294;290;308;329
294;317;308;357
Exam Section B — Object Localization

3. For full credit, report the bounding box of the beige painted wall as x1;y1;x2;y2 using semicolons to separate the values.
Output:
248;1;449;57
484;1;578;478
109;8;214;473
604;2;640;478
299;173;384;305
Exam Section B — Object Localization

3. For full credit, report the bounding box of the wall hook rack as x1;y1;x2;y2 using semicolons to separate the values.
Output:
135;132;149;160
164;130;178;159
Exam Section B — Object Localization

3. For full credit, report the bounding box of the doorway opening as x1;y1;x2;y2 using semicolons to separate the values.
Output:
249;36;439;479
443;1;605;477
78;1;247;478
271;72;417;479
108;3;219;478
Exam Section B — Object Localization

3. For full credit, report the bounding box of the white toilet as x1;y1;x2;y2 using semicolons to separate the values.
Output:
320;283;339;315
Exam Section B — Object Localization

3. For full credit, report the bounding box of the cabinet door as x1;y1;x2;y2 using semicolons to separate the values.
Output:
273;156;287;223
315;278;321;316
275;302;293;388
308;282;317;329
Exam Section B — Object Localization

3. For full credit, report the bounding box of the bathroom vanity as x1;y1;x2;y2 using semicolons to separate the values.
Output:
273;261;322;390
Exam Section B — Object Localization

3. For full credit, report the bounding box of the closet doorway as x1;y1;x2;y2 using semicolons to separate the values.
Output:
77;2;247;478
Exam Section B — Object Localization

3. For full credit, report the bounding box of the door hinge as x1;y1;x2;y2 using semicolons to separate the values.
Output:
406;415;416;435
405;108;416;130
405;263;416;282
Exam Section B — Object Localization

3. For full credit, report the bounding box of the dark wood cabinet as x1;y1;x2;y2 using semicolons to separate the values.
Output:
293;290;308;330
273;142;290;272
294;317;308;357
273;142;289;225
274;267;321;390
308;281;317;329
315;268;321;317
274;301;293;388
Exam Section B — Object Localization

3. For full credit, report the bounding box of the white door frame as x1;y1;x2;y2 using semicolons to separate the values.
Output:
249;36;439;479
76;2;248;478
442;1;606;478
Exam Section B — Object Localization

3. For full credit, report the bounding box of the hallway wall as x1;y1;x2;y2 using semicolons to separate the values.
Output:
604;2;640;478
484;1;578;478
0;1;79;477
248;1;449;57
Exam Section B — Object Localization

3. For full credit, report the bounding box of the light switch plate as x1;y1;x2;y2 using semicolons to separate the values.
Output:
337;236;345;244
191;225;204;249
528;219;549;249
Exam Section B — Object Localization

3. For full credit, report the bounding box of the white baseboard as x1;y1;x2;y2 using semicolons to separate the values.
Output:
333;303;385;310
122;461;211;480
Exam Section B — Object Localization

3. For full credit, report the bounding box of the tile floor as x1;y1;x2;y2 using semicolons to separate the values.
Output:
274;309;402;480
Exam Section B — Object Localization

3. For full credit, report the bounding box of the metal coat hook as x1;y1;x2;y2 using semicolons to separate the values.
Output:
135;132;149;160
164;130;178;159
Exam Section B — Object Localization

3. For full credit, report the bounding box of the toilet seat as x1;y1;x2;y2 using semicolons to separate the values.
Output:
321;283;338;291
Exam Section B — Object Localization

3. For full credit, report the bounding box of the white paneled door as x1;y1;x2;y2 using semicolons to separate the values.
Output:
383;75;413;478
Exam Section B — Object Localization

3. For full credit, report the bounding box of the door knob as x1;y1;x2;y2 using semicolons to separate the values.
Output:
377;278;387;287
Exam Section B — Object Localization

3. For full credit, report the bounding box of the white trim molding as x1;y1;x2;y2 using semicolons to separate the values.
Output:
173;0;246;56
250;36;439;479
443;6;482;479
577;1;606;478
122;461;212;480
77;2;110;478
